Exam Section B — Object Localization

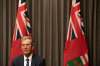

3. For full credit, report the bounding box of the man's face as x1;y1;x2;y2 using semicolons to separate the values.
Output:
21;38;33;56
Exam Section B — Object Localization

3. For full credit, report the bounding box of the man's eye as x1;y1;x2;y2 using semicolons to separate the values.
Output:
27;44;31;46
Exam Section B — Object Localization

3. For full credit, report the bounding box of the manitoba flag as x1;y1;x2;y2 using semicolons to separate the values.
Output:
9;0;31;65
64;0;89;66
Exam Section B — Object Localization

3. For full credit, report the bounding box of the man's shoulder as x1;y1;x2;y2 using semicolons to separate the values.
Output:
11;55;24;66
32;55;45;66
13;55;24;62
32;54;45;64
33;55;43;61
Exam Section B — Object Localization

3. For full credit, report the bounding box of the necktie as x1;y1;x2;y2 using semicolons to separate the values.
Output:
26;58;29;66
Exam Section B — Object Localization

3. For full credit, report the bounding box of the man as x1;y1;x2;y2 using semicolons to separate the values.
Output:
12;36;44;66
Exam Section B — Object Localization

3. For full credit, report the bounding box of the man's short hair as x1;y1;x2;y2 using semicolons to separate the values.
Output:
21;36;32;45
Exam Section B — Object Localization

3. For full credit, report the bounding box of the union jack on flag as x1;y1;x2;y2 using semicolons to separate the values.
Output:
13;0;31;41
64;0;89;66
9;0;31;65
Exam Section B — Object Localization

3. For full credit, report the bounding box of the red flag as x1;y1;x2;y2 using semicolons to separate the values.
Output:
64;0;89;66
9;0;31;65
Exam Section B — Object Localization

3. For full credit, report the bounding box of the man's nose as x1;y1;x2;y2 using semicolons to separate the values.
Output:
24;45;27;48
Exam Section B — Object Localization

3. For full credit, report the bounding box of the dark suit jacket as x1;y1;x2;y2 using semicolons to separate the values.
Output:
12;54;44;66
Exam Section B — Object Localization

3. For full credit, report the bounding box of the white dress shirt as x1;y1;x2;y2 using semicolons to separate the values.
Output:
24;54;32;66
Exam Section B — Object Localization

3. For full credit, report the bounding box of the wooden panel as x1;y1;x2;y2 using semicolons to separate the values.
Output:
96;0;100;66
0;0;3;65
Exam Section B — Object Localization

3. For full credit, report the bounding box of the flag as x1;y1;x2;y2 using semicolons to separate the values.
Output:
64;0;89;66
9;0;31;65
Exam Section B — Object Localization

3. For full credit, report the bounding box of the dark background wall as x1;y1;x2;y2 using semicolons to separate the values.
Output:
0;0;3;65
0;0;98;66
96;0;100;65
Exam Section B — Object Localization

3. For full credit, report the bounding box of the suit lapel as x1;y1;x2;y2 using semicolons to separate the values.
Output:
31;54;36;66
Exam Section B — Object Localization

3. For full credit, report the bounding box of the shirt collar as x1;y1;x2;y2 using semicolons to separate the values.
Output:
24;54;33;61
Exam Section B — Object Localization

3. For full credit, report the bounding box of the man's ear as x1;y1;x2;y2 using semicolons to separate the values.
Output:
32;46;34;50
32;46;36;53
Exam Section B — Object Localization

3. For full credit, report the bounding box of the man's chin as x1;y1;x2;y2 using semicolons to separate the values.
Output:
24;53;31;57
